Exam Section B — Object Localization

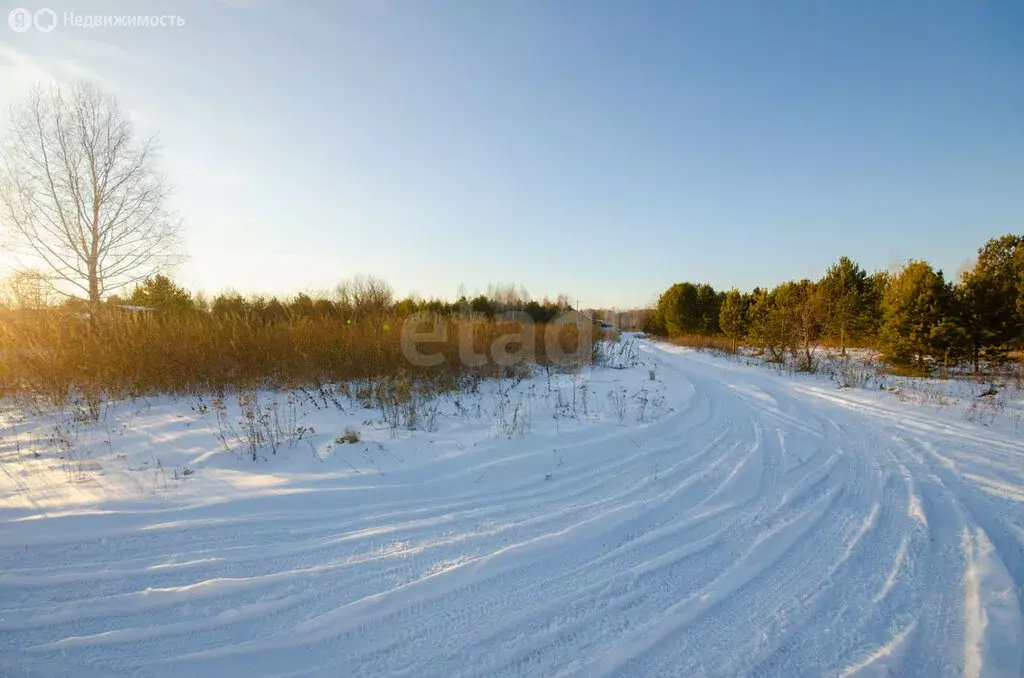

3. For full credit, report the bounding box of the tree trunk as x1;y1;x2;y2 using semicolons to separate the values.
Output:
90;205;101;307
88;263;101;308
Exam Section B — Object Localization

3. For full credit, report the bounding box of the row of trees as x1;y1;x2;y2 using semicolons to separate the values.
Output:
0;271;582;325
649;235;1024;372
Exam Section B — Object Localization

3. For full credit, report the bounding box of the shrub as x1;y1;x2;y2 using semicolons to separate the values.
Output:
0;309;596;401
336;427;360;445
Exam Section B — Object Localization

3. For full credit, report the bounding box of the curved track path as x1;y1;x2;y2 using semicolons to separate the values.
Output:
2;341;1023;676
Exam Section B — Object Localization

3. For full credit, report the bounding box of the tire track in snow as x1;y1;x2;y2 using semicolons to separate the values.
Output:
3;340;1024;677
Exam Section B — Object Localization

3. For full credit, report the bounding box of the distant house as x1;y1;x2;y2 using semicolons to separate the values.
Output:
557;308;611;330
611;309;652;332
557;308;595;327
73;304;156;320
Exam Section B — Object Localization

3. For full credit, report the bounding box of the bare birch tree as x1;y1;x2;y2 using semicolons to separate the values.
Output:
0;81;181;306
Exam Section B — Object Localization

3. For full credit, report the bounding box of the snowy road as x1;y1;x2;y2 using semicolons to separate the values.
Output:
2;341;1024;676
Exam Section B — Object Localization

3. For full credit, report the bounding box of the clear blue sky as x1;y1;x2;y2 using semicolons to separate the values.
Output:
1;0;1022;307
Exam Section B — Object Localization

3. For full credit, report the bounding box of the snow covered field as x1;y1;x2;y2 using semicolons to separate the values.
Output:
2;339;1023;677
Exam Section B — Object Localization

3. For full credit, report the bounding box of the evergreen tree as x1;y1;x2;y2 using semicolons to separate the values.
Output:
656;283;681;335
128;275;195;314
695;284;723;334
1016;246;1024;324
955;235;1024;371
770;280;821;370
880;261;956;369
747;288;786;362
655;282;721;336
817;257;869;355
719;289;747;351
212;292;249;316
864;270;891;336
645;306;667;336
470;295;495;318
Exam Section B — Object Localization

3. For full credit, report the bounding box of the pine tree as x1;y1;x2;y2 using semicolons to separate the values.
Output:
864;270;891;336
695;284;722;334
656;282;720;336
645;306;667;336
818;257;869;355
747;288;786;362
1016;245;1024;324
880;261;955;369
655;284;685;336
771;280;821;370
128;275;195;314
955;235;1024;371
719;289;747;351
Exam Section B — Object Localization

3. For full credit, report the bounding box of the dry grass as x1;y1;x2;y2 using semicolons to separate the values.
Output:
878;363;933;379
667;333;737;353
816;336;879;352
0;310;595;401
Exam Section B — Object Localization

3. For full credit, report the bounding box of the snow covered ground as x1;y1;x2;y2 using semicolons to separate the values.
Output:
2;339;1023;677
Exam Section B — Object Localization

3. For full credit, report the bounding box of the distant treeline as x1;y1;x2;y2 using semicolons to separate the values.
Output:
1;275;581;325
647;234;1024;373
